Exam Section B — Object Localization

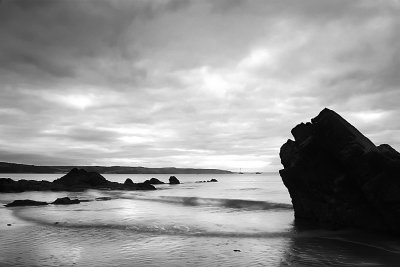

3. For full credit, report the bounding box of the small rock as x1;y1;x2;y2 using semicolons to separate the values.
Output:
144;178;165;185
7;224;11;226
169;176;180;184
52;197;80;205
233;249;241;252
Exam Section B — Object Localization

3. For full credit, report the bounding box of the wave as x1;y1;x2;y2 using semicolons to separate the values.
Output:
10;210;293;239
123;195;293;211
64;223;293;239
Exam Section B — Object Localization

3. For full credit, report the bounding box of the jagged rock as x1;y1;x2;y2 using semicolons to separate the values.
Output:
5;199;48;207
124;178;134;185
52;197;80;205
279;108;400;234
123;178;156;190
144;178;165;185
169;176;180;184
53;168;108;187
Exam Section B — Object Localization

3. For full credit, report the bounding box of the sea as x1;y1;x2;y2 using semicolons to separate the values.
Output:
1;173;400;266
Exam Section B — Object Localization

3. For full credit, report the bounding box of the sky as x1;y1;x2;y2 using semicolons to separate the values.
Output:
0;0;399;172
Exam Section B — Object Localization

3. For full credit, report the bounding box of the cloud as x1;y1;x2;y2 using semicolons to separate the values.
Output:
0;0;399;171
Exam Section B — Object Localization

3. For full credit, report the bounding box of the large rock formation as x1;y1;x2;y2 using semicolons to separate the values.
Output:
53;168;108;187
280;108;400;234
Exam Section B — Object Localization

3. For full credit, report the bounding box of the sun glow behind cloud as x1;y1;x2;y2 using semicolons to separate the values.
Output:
58;94;95;110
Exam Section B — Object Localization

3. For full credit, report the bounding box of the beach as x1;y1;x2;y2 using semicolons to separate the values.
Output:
1;173;400;266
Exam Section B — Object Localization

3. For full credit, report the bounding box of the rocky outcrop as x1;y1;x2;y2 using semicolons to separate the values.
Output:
169;176;180;184
123;178;156;190
53;168;108;187
0;178;64;193
52;197;80;205
144;178;165;185
279;108;400;233
5;199;48;207
124;178;134;185
0;169;156;193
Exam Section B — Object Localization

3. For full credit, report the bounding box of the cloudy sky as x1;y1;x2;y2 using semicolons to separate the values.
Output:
0;0;399;171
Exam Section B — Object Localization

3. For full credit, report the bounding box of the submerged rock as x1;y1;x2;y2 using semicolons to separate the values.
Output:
279;108;400;234
52;197;80;205
169;176;180;184
95;197;112;201
195;179;218;183
5;199;48;207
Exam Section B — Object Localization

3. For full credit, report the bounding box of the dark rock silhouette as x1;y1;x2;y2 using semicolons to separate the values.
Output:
95;197;112;201
195;178;218;183
280;108;400;233
123;177;156;190
53;168;108;187
169;176;180;184
52;197;80;205
0;178;63;193
5;199;48;207
144;178;165;185
0;168;156;193
124;178;134;185
134;183;157;190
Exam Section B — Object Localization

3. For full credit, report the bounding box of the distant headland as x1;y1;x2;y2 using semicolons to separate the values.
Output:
0;161;232;174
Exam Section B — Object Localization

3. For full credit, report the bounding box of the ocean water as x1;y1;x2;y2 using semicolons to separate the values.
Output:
1;173;400;266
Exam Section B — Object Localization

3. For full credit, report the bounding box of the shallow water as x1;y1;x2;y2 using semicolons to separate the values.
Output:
1;173;400;266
